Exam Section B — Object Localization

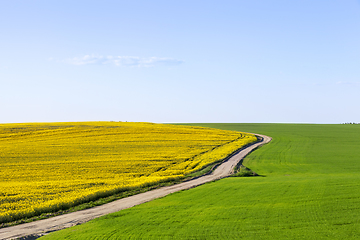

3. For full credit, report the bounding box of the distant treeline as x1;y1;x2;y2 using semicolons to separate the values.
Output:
342;122;359;124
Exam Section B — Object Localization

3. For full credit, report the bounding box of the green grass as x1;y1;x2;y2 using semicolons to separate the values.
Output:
40;124;360;239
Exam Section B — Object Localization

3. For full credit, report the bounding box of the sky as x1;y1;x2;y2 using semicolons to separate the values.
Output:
1;0;360;124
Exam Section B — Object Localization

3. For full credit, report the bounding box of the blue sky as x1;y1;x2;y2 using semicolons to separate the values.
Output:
1;0;360;123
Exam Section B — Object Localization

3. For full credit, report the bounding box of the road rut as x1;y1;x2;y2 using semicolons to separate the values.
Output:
0;134;271;240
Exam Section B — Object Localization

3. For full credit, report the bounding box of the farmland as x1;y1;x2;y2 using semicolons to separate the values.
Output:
0;122;257;224
41;123;360;239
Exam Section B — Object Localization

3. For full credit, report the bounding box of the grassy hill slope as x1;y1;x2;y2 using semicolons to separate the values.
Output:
41;124;360;239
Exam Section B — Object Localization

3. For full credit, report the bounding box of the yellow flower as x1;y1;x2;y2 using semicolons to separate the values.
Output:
0;122;256;223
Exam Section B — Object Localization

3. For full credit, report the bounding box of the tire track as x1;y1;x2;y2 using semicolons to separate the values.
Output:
0;134;271;240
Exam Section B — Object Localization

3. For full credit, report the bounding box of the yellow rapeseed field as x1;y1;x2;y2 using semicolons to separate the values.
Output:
0;122;257;223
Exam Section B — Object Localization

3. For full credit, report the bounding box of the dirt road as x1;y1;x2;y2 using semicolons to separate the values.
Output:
0;134;271;240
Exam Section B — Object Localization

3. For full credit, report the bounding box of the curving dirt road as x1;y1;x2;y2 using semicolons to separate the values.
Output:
0;134;271;240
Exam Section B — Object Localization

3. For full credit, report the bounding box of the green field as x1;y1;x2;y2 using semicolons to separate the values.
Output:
41;123;360;239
